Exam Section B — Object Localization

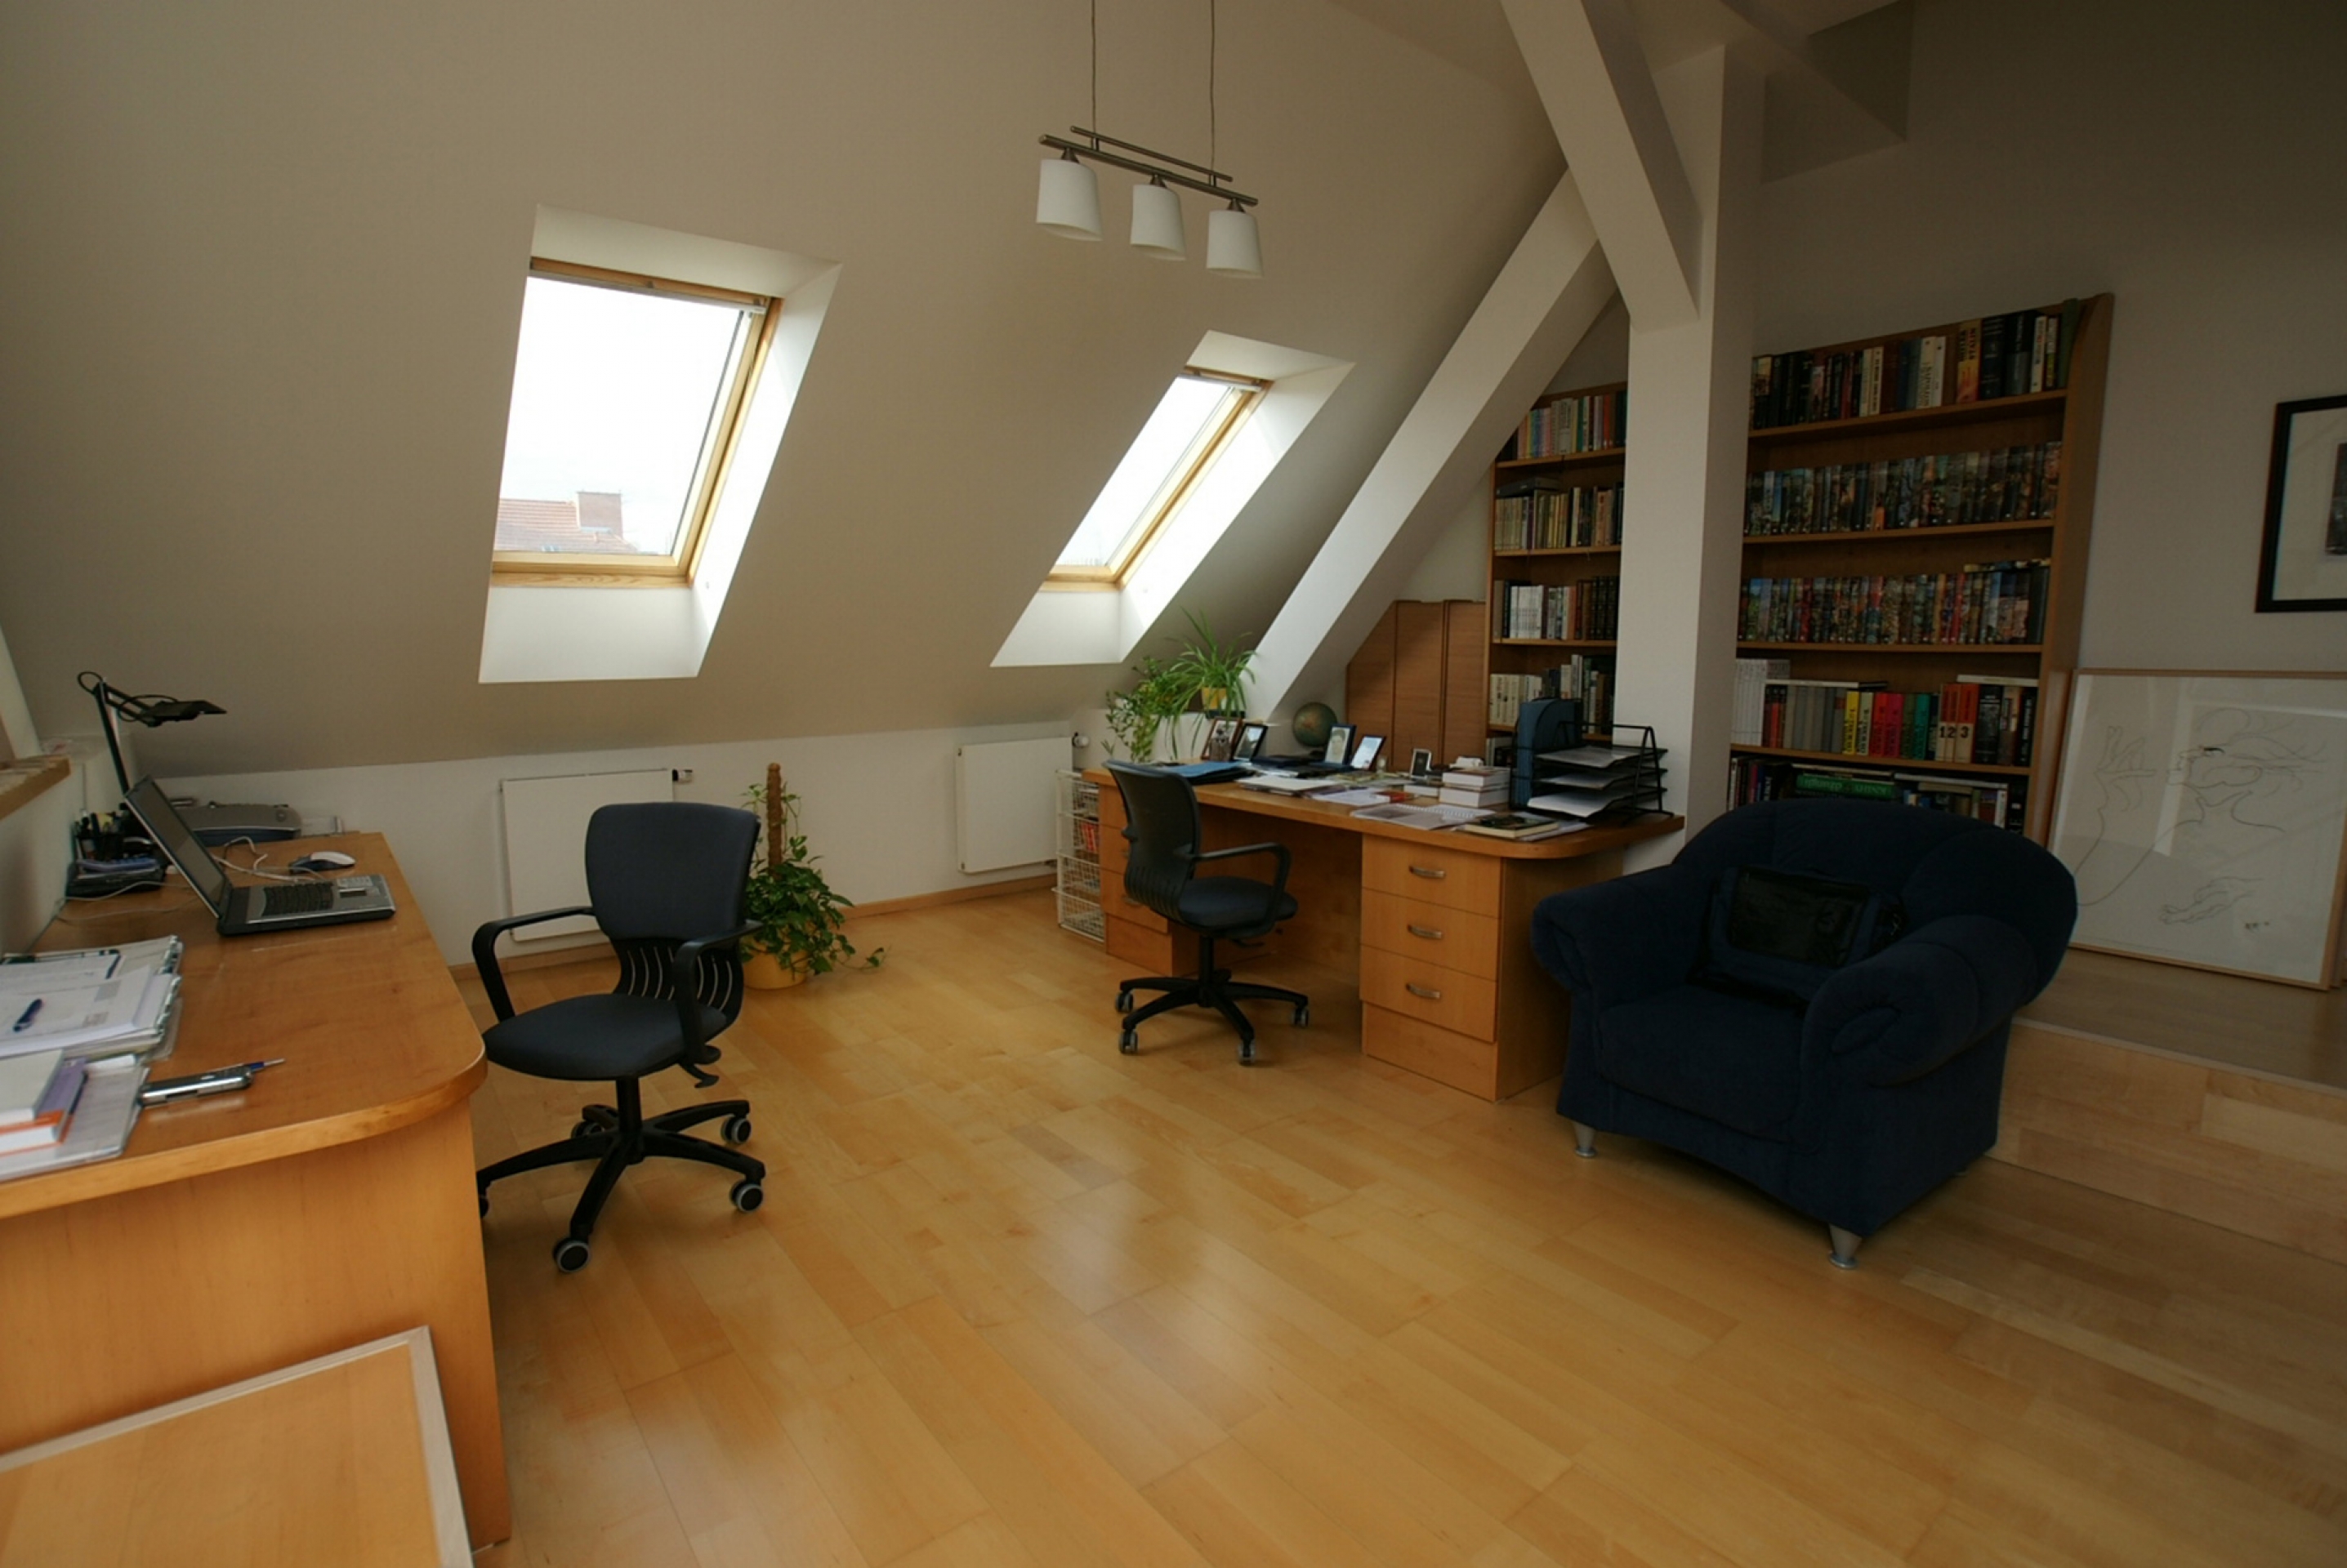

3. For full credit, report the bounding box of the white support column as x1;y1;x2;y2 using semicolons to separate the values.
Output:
1249;175;1615;724
1613;46;1761;862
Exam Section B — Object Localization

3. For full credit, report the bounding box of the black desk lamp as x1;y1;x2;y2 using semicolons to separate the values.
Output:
79;670;225;794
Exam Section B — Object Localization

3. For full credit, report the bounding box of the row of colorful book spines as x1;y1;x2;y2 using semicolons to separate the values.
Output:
1497;579;1619;641
1756;684;2037;767
1488;666;1611;728
1518;391;1627;457
1748;301;2079;429
1727;758;2024;831
1494;503;1624;550
1744;443;2061;534
1738;568;2048;646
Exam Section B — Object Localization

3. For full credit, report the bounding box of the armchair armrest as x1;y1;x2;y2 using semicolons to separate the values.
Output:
667;921;759;1080
1194;840;1291;899
1807;915;2043;1085
470;906;595;1022
1528;861;1711;1009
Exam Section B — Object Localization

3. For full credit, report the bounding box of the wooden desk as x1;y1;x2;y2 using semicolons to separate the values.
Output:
1093;775;1680;1099
0;1328;470;1567
0;835;508;1548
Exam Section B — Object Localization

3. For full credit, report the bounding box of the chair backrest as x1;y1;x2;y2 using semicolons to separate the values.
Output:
585;802;761;1020
1107;762;1199;924
1678;800;2077;985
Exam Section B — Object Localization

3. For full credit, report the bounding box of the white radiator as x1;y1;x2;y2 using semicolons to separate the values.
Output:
955;738;1064;873
500;768;676;942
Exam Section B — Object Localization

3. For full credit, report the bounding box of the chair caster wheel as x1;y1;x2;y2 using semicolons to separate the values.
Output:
1118;1031;1139;1055
1115;990;1135;1014
571;1120;596;1140
722;1113;753;1145
1292;1004;1310;1027
477;1189;490;1218
730;1178;765;1213
1238;1039;1258;1065
552;1236;591;1273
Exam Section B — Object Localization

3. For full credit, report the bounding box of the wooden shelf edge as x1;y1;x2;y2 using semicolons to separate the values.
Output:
1740;518;2056;547
1729;744;2033;777
1736;643;2043;655
1747;389;2068;443
1493;546;1624;557
0;755;73;829
1492;639;1618;650
1496;447;1626;470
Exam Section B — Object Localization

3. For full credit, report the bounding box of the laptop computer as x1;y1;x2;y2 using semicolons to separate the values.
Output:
123;777;395;935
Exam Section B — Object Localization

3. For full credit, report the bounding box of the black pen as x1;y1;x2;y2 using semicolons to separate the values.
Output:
9;999;39;1033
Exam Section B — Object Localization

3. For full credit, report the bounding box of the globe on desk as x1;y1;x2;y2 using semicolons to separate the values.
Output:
1290;702;1336;752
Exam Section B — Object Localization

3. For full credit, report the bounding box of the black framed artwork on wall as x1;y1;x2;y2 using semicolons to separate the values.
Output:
2256;393;2347;612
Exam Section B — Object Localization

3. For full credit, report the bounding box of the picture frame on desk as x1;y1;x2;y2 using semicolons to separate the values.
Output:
2256;393;2347;613
1325;724;1355;766
1202;717;1240;762
1235;722;1267;761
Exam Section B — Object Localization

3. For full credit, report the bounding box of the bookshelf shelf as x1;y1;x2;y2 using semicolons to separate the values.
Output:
1750;389;2068;445
1496;446;1626;471
1734;294;2113;839
1497;638;1616;650
1737;642;2043;655
1742;518;2055;549
1493;545;1623;559
1728;744;2033;778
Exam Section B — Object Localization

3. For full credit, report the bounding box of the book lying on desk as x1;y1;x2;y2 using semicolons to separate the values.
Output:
0;1054;145;1182
0;1054;90;1155
0;938;185;1065
1456;813;1582;842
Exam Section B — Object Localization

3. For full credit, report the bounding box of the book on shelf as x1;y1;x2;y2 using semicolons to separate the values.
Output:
1489;659;1613;733
1496;577;1619;641
1513;387;1626;460
1494;480;1624;550
1728;756;2024;831
1738;560;2049;646
1749;301;2077;429
1732;658;1791;745
1751;676;2040;768
1743;442;2061;537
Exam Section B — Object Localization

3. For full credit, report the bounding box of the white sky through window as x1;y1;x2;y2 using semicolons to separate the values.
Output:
495;275;752;556
1054;375;1247;573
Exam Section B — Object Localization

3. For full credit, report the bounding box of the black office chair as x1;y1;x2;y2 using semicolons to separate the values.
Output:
1108;761;1310;1064
473;802;767;1272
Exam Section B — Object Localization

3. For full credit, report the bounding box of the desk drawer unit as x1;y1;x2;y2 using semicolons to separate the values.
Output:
1361;889;1499;981
1362;839;1501;915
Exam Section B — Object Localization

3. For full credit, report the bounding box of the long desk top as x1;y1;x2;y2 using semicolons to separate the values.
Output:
3;833;485;1221
1091;770;1684;862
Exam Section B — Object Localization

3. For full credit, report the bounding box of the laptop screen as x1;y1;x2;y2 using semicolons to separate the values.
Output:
124;777;235;917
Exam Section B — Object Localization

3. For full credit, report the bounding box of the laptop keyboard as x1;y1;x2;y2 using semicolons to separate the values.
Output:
260;881;340;916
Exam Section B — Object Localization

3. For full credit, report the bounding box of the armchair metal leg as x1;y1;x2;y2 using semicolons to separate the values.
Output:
1827;1225;1863;1269
1570;1121;1597;1158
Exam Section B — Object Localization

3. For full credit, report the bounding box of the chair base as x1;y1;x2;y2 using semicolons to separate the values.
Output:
477;1077;765;1269
1116;934;1308;1064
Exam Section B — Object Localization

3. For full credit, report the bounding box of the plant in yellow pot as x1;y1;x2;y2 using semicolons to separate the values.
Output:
740;764;881;989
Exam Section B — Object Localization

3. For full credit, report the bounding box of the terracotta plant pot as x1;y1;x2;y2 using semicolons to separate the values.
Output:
741;950;808;990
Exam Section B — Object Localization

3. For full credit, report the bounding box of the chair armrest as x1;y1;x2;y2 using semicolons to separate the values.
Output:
1806;915;2044;1085
1528;861;1711;1009
1194;840;1291;900
470;906;595;1022
667;920;759;1074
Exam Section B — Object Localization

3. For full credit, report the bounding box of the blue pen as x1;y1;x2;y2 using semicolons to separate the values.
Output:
10;998;40;1033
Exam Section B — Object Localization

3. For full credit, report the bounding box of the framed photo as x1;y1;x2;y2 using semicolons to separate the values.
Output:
2049;670;2347;986
2256;394;2347;612
1324;724;1355;765
1350;733;1385;770
1408;746;1435;777
1202;716;1240;762
1235;721;1268;760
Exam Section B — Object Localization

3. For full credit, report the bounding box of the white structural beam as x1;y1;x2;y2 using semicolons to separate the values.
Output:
1501;0;1702;328
1612;44;1763;860
1248;176;1615;726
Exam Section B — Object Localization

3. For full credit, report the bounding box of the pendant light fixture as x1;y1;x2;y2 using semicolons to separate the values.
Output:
1033;0;1261;276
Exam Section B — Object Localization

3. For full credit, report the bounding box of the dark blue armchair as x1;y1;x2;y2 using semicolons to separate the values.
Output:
1530;800;2076;1267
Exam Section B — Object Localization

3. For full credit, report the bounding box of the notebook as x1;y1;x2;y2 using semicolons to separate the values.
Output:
124;778;395;935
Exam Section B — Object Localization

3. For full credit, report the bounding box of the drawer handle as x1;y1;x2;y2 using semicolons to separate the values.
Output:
1408;865;1447;880
1407;924;1445;941
1405;982;1443;1000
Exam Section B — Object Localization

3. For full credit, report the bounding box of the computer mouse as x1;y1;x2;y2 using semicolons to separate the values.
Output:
296;850;357;871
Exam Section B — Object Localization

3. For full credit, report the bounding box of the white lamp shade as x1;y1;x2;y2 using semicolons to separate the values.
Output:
1037;157;1103;239
1130;180;1186;260
1206;205;1262;277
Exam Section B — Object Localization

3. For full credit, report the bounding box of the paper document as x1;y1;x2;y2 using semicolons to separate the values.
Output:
1524;791;1624;819
1350;803;1493;830
1315;788;1393;806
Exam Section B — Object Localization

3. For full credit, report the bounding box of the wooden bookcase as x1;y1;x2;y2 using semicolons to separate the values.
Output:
1733;294;2113;840
1485;380;1627;747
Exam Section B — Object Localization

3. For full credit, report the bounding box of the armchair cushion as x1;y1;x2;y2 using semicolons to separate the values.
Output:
1596;985;1806;1139
1529;860;1713;1009
1695;865;1906;1008
484;993;731;1082
1807;915;2045;1086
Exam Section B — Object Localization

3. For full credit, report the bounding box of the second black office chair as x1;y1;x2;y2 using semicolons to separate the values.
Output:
473;801;767;1272
1108;760;1310;1064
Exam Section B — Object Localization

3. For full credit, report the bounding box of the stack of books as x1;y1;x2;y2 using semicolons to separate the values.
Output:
1436;765;1510;811
0;1050;89;1156
0;938;182;1180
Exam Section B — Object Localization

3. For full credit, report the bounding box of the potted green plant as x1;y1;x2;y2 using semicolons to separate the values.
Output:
1104;656;1194;763
1167;610;1256;716
739;764;881;988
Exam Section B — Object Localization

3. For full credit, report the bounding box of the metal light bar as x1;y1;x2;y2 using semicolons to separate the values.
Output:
1038;128;1258;208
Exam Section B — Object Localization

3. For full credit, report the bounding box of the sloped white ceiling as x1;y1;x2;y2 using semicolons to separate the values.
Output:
0;0;1563;777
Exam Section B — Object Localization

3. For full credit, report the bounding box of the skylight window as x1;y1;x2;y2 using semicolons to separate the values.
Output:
491;260;776;581
1049;371;1264;586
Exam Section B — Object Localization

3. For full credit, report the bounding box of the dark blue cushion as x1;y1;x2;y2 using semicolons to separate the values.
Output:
1696;865;1905;1007
1598;985;1806;1139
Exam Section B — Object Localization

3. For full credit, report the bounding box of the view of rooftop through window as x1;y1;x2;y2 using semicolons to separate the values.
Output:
493;265;769;571
1051;372;1263;583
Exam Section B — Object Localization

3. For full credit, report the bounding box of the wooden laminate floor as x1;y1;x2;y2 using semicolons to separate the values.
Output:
463;892;2347;1568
